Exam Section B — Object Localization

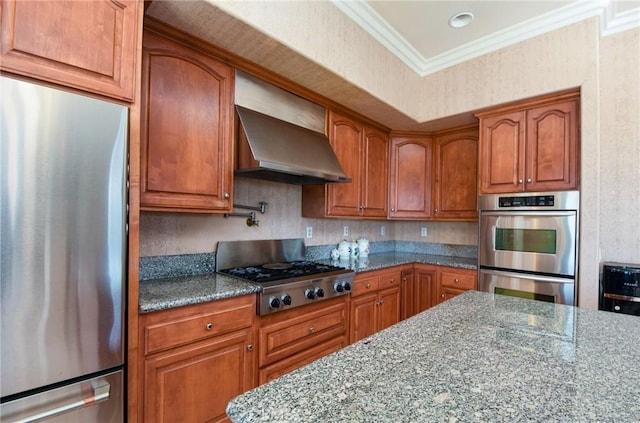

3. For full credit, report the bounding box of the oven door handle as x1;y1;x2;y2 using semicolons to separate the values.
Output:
480;210;576;217
479;268;574;284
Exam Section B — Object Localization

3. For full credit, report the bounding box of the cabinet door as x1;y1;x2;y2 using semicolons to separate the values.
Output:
400;269;415;320
362;126;389;217
433;127;478;220
525;99;579;191
378;287;401;332
349;293;378;343
140;31;234;212
388;136;432;219
478;111;526;194
0;0;139;100
326;111;363;217
144;329;255;423
414;265;437;314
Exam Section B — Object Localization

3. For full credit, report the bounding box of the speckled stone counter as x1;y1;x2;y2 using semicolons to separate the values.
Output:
327;251;477;273
139;273;260;313
227;291;640;422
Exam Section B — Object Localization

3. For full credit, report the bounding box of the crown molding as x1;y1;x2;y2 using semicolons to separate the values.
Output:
332;0;638;77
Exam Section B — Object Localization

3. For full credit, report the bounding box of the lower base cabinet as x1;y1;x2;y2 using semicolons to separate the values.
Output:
140;295;257;423
350;267;401;343
436;268;477;304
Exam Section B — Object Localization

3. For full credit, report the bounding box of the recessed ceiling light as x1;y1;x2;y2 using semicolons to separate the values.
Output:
449;12;474;29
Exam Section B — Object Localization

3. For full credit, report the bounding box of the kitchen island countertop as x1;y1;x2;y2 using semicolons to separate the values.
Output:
226;291;640;422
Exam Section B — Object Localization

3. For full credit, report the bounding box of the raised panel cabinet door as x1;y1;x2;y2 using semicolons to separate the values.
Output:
377;287;401;332
361;126;389;217
478;111;526;194
143;328;255;423
437;286;468;304
414;265;437;313
326;111;363;217
433;127;479;220
0;0;139;100
400;269;415;320
140;31;234;212
388;136;432;219
349;293;378;343
525;99;579;191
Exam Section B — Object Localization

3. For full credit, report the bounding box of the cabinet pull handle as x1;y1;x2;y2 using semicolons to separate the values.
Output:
247;344;254;351
441;294;445;298
526;178;532;183
365;283;371;289
206;323;213;331
454;278;460;284
309;326;315;333
379;300;384;305
224;192;230;199
391;208;395;212
390;278;394;283
435;208;438;213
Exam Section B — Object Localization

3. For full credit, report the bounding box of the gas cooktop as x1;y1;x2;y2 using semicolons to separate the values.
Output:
219;261;348;284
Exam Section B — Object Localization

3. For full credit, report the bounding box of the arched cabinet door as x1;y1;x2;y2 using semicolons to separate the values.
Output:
140;30;234;213
0;0;140;101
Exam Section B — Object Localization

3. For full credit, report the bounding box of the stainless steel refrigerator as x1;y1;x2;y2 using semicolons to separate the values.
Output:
1;75;127;422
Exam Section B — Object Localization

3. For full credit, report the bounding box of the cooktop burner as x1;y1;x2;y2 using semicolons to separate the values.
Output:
220;261;346;283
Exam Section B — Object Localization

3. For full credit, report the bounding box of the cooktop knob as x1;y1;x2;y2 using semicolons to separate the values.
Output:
281;294;292;306
269;296;281;309
334;282;344;293
342;281;352;292
305;289;316;300
314;287;325;298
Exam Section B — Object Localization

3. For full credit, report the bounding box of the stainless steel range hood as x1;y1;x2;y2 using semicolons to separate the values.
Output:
235;71;350;185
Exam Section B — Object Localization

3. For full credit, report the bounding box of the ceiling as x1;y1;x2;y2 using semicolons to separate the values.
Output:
334;0;640;76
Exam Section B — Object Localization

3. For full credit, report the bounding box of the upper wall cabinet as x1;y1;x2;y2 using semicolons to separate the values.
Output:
476;91;579;194
433;125;478;220
140;30;234;213
388;135;433;220
0;0;140;101
302;111;388;219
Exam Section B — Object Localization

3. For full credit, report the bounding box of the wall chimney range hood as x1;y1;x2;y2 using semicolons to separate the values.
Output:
234;71;350;185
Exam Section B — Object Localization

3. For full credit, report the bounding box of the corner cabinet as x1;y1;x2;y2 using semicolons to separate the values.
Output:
401;264;437;320
432;125;478;220
388;135;433;219
302;111;388;219
476;90;579;194
0;0;140;101
140;30;234;213
139;295;256;423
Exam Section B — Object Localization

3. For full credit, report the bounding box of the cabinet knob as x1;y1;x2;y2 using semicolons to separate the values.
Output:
454;278;460;284
379;299;384;305
206;322;213;331
224;192;230;199
390;278;394;283
365;283;371;289
309;326;315;333
526;178;532;183
518;179;523;184
441;294;445;298
247;344;254;351
391;208;395;212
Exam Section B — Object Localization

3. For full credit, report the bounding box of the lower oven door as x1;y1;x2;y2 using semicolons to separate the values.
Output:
479;268;575;306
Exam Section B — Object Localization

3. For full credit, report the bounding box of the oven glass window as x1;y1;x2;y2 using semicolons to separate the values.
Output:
494;228;557;254
494;287;555;303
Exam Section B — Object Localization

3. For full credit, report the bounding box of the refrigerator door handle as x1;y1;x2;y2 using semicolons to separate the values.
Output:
10;381;110;423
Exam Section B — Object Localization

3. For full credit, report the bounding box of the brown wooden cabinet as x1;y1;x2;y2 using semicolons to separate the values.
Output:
140;295;256;423
258;297;348;385
401;264;437;320
435;268;477;305
433;126;479;220
140;30;234;212
349;268;401;343
302;111;388;219
477;91;579;194
0;0;140;101
388;135;433;219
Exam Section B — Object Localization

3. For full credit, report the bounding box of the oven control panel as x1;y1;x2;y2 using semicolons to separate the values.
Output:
498;195;555;207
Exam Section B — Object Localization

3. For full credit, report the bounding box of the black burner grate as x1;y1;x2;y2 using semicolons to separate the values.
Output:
219;261;344;283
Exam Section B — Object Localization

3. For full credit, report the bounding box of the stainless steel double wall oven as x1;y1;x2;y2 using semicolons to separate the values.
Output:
478;191;579;305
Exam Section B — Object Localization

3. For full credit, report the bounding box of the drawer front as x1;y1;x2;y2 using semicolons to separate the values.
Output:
378;270;401;289
439;270;476;290
352;274;379;296
259;302;347;367
144;295;255;355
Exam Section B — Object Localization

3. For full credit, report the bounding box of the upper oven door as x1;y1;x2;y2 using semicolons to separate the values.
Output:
479;210;577;276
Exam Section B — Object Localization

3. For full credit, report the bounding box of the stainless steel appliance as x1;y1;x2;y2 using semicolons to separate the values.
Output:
599;262;640;316
217;239;354;315
1;76;127;422
478;191;579;305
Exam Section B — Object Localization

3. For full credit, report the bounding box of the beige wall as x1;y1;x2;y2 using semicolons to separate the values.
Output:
142;3;640;308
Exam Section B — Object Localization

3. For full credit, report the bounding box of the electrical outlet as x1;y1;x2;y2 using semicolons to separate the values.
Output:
306;226;313;238
380;225;386;236
421;227;428;237
343;226;349;237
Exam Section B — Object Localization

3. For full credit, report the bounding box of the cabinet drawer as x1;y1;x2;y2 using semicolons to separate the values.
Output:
143;295;255;355
259;301;347;367
352;274;379;296
439;270;476;290
378;270;401;289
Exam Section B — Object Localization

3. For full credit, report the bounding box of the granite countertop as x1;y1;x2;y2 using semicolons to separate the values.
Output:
227;291;640;422
139;252;477;313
